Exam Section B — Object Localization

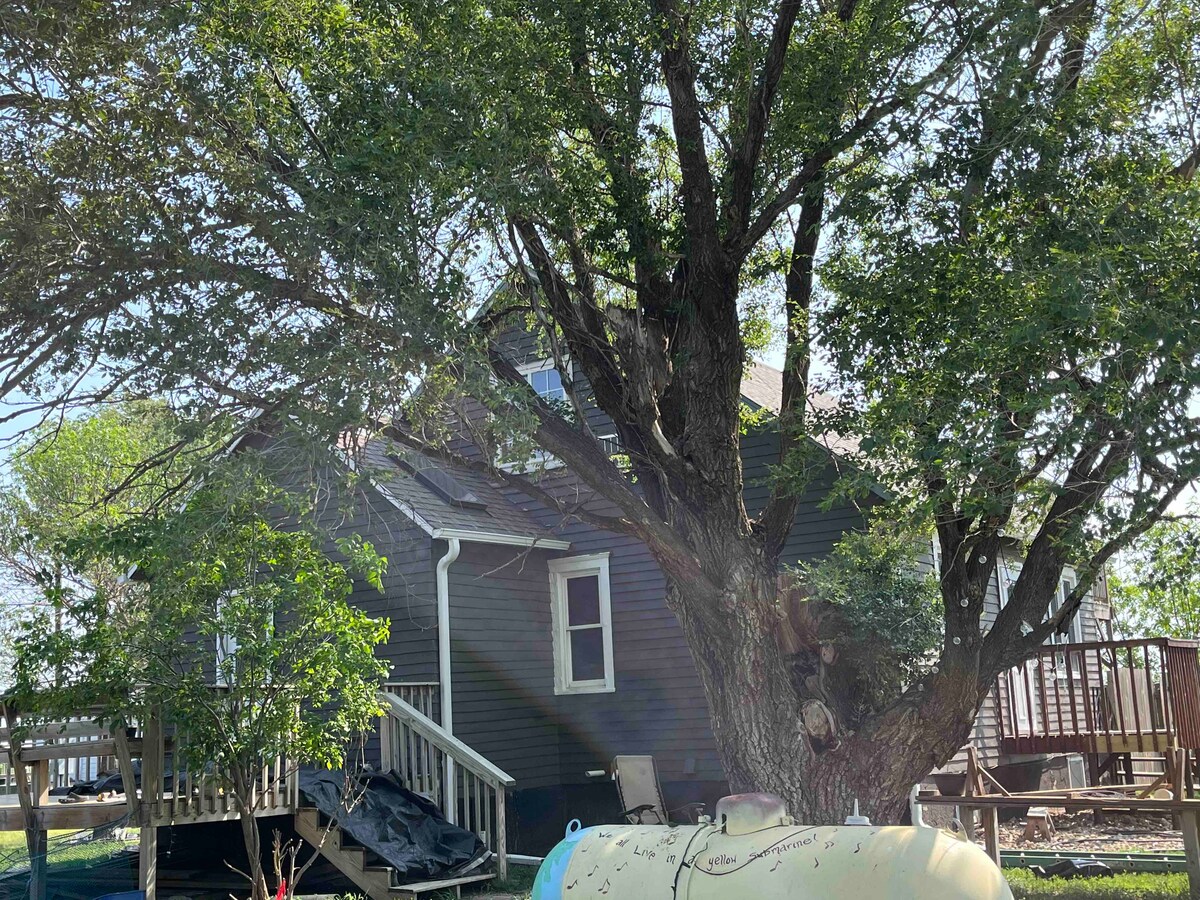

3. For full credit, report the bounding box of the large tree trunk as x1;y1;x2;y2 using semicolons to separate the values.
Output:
666;545;985;825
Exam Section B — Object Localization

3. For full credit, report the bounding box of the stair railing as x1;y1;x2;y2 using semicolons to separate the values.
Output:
378;691;516;880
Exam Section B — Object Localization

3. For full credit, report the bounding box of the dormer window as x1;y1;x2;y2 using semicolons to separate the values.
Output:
519;359;568;403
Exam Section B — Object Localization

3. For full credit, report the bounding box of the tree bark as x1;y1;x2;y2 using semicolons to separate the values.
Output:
235;774;270;900
664;541;986;825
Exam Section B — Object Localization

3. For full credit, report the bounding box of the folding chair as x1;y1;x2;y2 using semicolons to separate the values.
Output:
611;755;705;825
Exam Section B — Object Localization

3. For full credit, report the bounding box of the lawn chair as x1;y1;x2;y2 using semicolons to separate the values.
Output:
611;755;705;825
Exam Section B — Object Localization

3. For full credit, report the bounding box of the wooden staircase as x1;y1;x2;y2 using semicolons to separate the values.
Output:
295;688;517;899
294;807;496;899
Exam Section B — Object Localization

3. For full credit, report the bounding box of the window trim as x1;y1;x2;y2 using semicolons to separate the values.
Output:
1048;574;1085;678
517;358;572;403
549;553;615;695
496;359;573;472
215;592;239;688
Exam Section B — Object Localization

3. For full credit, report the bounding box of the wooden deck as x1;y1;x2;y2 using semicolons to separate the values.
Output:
2;686;514;900
995;638;1200;760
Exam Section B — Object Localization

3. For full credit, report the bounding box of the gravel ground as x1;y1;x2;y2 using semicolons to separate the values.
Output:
997;811;1184;853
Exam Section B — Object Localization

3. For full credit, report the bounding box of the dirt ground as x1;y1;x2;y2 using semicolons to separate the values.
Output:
997;811;1184;853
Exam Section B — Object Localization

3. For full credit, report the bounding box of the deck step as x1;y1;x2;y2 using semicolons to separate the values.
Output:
295;809;496;900
390;872;496;897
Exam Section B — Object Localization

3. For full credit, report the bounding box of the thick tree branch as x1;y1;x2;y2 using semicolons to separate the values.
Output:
724;0;803;238
756;182;824;558
652;0;723;267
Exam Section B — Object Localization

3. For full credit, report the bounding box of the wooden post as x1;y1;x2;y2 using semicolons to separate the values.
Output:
10;761;47;900
1181;808;1200;900
5;705;48;900
495;785;507;883
142;710;163;822
139;824;158;900
139;710;163;900
967;748;1002;867
961;753;978;847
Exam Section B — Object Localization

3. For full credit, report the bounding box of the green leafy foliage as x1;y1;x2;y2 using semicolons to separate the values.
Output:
787;525;942;723
1111;508;1200;640
819;0;1200;567
0;402;200;689
10;456;391;790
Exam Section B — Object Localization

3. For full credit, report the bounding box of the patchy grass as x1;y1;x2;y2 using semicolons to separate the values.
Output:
426;864;537;899
1005;868;1190;899
0;831;77;852
0;828;137;873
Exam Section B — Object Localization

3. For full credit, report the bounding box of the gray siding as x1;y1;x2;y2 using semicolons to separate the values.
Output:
257;440;441;683
448;542;562;789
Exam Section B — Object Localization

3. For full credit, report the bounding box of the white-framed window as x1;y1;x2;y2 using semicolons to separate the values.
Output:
549;553;614;695
518;358;570;403
496;359;572;472
1048;574;1085;677
215;593;239;687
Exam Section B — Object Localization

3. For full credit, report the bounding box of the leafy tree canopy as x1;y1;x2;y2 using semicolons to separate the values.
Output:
1111;505;1200;640
2;0;1198;821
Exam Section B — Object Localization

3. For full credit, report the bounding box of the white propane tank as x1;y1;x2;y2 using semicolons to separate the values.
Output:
532;793;1012;900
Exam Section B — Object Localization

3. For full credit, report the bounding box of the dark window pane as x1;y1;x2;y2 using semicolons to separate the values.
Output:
566;575;600;625
570;629;605;682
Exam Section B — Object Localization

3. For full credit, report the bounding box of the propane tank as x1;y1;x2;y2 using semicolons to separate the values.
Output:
532;793;1012;900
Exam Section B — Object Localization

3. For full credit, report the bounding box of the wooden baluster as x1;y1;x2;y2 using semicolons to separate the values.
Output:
1051;650;1065;739
1162;643;1177;748
1036;656;1049;738
1065;647;1081;739
400;724;410;787
1080;646;1106;757
1110;647;1128;758
474;774;483;842
485;780;495;853
177;730;187;819
1023;663;1036;740
496;783;507;882
1128;646;1145;755
380;713;393;776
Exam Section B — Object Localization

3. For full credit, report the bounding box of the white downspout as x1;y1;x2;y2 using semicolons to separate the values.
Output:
436;537;461;823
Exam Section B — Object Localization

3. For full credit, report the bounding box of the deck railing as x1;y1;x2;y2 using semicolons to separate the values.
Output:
1;703;297;830
145;720;297;825
997;638;1200;756
378;690;515;880
0;711;117;794
381;681;440;723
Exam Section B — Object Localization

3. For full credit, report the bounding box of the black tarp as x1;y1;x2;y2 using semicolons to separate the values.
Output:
298;769;489;882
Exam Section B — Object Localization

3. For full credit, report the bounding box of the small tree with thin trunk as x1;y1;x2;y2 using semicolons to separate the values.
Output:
9;462;390;900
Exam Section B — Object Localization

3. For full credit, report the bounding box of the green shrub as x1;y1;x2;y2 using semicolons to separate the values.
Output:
1005;868;1190;899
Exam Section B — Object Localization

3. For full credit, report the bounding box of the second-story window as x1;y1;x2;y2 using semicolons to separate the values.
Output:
519;359;568;403
1047;575;1085;677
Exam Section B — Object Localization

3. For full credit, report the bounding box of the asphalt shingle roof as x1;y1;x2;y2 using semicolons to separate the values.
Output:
360;438;555;540
741;361;860;457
